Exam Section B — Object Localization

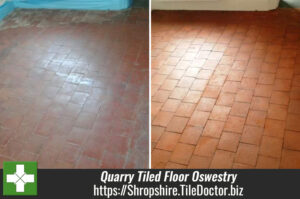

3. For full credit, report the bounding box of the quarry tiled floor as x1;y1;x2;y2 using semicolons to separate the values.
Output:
0;8;148;168
151;9;300;169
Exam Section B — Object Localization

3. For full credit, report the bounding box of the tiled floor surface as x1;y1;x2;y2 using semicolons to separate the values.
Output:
151;9;300;169
0;8;149;168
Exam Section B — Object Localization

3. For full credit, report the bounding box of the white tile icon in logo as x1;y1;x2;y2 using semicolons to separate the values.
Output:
6;165;35;192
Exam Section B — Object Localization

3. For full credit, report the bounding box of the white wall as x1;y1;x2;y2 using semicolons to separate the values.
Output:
152;0;280;11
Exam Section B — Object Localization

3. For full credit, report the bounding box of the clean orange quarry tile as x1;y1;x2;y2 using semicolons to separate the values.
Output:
161;99;181;112
235;143;259;166
288;100;300;114
151;149;172;168
151;126;164;143
191;79;208;91
263;119;285;138
218;132;240;152
175;103;196;117
224;116;245;133
152;10;300;169
259;136;283;158
240;78;257;90
194;136;218;157
188;156;211;169
152;111;173;127
274;79;291;91
267;104;288;121
166;116;189;133
276;68;294;80
210;105;231;121
254;84;273;97
284;131;300;151
240;125;263;145
188;111;210;127
258;73;275;85
152;90;171;103
165;162;187;169
216;93;235;106
180;126;203;145
280;150;300;169
183;91;202;103
177;77;195;88
227;70;244;81
230;102;250;117
202;86;221;99
170;143;195;165
246;110;266;127
235;89;253;103
256;155;280;169
286;114;300;131
270;91;289;105
250;97;269;111
210;150;235;169
156;132;181;152
197;98;216;112
202;120;225;138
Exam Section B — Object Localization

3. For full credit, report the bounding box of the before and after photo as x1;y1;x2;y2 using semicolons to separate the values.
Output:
0;0;300;193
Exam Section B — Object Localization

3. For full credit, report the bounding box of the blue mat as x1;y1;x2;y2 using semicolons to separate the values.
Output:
0;0;132;22
0;1;14;21
14;0;132;10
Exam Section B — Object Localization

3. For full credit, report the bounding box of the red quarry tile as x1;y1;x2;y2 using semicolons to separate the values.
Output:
286;114;300;131
161;99;181;112
166;116;189;133
175;103;196;117
196;98;216;112
218;132;240;152
151;149;172;168
210;105;231;121
235;89;253;103
240;125;263;145
180;126;203;145
170;143;195;165
151;126;164;143
202;120;225;138
270;91;289;105
230;102;250;117
259;136;283;158
188;156;211;169
280;150;300;169
246;110;266;127
235;143;259;166
188;111;210;127
216;93;235;106
264;119;285;138
210;150;235;169
152;111;173;127
194;136;219;157
267;104;288;121
156;132;181;151
202;86;221;99
284;131;300;151
224;116;245;133
183;91;202;103
288;100;300;114
152;10;300;169
256;156;280;169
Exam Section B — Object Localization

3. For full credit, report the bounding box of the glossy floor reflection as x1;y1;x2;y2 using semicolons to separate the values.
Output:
0;8;149;168
151;9;300;169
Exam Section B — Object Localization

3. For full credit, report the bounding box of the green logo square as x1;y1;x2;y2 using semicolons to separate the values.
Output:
3;161;37;196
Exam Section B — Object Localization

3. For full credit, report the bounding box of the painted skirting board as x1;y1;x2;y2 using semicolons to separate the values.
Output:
152;0;280;11
0;1;14;21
